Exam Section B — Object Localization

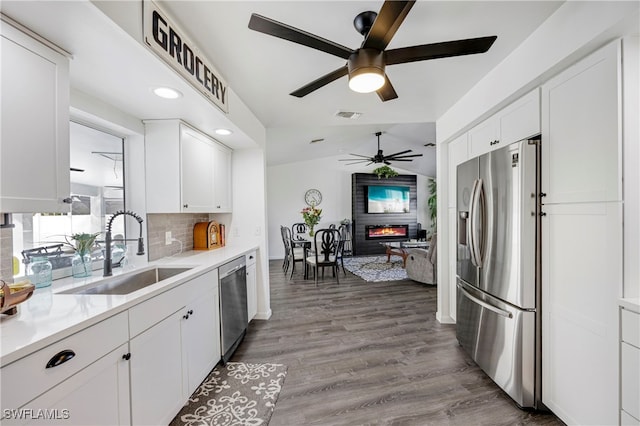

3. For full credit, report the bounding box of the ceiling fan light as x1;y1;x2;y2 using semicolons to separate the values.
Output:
348;70;385;93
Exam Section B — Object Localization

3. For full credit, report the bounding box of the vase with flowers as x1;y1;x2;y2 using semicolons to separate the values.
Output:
301;205;322;237
66;232;100;278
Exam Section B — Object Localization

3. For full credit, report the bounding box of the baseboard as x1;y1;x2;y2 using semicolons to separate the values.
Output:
436;311;455;324
254;309;272;320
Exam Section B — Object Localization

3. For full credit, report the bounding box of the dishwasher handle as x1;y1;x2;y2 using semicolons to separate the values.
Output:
220;264;245;279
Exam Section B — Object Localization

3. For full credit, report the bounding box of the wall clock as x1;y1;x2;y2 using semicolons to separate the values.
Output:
304;189;322;206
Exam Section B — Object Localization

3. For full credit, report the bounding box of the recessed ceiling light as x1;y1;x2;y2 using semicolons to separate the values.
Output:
152;87;182;99
215;128;233;136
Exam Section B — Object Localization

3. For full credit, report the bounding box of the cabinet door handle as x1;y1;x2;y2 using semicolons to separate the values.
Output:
183;204;189;209
183;313;190;320
188;309;193;315
62;197;73;204
46;349;76;368
122;353;131;361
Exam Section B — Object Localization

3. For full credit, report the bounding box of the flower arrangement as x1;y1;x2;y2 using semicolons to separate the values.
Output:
301;206;322;236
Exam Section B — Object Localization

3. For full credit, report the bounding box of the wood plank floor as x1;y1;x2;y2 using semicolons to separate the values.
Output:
232;260;564;426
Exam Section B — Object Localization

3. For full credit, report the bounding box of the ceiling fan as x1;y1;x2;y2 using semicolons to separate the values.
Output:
248;1;497;101
339;132;423;165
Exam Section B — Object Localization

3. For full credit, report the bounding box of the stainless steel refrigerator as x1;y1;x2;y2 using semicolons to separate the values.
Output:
456;138;542;409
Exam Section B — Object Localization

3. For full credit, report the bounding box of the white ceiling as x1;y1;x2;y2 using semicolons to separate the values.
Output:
1;1;564;176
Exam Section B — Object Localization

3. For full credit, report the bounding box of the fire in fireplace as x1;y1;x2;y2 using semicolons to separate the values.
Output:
365;224;409;240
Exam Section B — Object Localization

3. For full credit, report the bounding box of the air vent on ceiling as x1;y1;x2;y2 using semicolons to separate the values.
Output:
335;110;362;119
309;138;325;144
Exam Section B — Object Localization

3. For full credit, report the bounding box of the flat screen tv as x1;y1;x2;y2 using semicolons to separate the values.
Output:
367;185;410;214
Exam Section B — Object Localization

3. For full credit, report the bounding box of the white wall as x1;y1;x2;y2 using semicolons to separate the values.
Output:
435;1;640;323
267;155;433;260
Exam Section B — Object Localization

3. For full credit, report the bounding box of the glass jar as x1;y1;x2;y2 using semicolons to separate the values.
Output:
27;256;53;288
71;253;93;278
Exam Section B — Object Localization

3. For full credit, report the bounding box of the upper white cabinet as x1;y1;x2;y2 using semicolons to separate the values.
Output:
468;89;540;159
0;21;70;213
145;120;232;213
212;142;232;212
542;41;621;204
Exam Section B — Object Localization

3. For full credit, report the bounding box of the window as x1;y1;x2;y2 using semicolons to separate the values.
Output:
12;121;125;278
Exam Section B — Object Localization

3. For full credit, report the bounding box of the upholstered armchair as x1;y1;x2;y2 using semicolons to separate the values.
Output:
405;234;437;285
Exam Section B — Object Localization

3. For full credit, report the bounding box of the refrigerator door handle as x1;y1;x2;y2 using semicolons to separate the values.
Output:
459;285;513;319
468;178;478;267
470;178;485;267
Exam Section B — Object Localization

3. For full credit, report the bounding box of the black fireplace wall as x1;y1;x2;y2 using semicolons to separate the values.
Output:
351;173;418;256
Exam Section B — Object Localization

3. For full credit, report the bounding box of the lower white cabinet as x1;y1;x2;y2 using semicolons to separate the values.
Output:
7;343;131;426
1;312;129;421
130;309;186;426
183;286;220;392
246;251;257;322
129;269;220;425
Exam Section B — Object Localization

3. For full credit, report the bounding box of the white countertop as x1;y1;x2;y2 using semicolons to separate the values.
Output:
0;243;258;366
620;298;640;313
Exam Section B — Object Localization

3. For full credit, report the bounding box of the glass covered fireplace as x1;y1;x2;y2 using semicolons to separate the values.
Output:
365;224;409;240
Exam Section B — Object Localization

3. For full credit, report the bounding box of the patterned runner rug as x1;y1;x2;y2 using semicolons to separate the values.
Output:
343;255;408;282
170;362;287;426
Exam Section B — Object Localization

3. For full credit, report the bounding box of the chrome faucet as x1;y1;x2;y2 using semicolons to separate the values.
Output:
103;210;145;277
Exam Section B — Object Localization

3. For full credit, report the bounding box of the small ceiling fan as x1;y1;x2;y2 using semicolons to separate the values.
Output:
248;0;497;101
339;132;423;165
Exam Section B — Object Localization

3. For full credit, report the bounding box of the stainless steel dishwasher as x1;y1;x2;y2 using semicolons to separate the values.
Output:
218;256;248;363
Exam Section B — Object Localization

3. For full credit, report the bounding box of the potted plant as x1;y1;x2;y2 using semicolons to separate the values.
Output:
427;177;437;238
372;165;398;179
65;232;100;278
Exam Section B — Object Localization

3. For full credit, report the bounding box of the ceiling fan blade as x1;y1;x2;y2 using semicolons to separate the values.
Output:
384;161;392;165
388;159;413;162
387;155;423;161
385;36;498;65
339;156;371;161
290;66;349;97
384;149;412;158
249;14;354;59
388;153;424;158
362;1;415;51
377;74;398;102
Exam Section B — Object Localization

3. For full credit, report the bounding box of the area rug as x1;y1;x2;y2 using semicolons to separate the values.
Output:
170;362;287;426
342;255;408;282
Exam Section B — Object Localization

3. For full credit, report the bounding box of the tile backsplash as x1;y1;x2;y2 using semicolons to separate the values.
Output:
146;213;210;261
0;227;14;282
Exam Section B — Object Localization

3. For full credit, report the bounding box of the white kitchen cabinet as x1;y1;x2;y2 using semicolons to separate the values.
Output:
246;251;257;322
182;270;220;393
5;343;131;426
213;142;232;212
0;20;70;213
129;269;220;424
542;41;621;204
542;202;622;426
468;89;540;159
145;120;232;213
621;305;640;424
130;309;186;426
0;312;129;425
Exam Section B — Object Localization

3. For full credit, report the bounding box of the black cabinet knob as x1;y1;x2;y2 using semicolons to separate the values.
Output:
122;353;131;361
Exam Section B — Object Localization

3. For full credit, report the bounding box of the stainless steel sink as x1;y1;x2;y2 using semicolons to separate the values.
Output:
59;267;192;295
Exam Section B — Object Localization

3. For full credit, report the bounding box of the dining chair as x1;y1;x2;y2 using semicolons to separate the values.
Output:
282;226;305;279
280;225;290;272
336;224;348;275
305;228;341;286
291;222;308;241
